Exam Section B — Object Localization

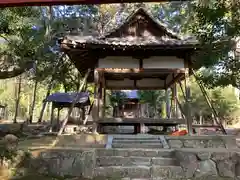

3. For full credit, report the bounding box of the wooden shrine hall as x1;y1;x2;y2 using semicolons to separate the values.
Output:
60;8;201;134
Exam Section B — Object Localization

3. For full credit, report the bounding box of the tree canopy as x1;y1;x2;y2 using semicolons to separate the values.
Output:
0;2;239;123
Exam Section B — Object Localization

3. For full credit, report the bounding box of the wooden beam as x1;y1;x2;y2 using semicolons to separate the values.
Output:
98;68;185;74
98;117;185;125
106;86;165;90
192;124;220;128
191;70;227;134
0;0;191;7
166;73;184;88
185;68;193;135
178;80;186;100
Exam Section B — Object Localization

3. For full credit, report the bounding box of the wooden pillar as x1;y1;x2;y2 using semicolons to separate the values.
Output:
102;88;106;118
98;70;105;119
81;107;85;121
92;69;100;133
175;85;181;118
165;88;171;118
172;84;178;118
185;68;193;135
50;103;54;132
57;108;60;122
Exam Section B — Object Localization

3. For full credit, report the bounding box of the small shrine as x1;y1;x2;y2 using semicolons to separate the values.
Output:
118;90;140;118
60;8;225;135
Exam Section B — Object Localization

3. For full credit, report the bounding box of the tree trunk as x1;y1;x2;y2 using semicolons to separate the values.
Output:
13;76;22;123
38;83;51;123
29;81;38;123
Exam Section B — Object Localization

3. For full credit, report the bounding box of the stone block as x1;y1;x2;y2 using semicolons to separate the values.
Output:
128;149;158;157
94;166;151;178
194;160;218;178
175;151;198;178
168;139;183;148
196;152;211;161
82;150;96;179
183;140;206;148
96;156;151;166
151;166;184;179
216;160;235;178
96;148;129;157
175;151;198;166
211;152;233;161
112;143;163;149
151;157;178;166
206;140;225;148
222;136;238;149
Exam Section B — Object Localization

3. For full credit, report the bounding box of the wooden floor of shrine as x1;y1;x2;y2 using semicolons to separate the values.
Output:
83;118;221;134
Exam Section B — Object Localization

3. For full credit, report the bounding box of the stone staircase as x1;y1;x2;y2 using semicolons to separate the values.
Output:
111;135;164;149
94;135;182;179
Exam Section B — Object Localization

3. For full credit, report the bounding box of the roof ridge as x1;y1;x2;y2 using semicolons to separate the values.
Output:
102;7;182;40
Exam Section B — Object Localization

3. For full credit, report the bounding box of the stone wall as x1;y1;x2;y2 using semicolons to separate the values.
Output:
166;135;237;149
27;148;240;179
20;135;239;179
29;148;96;179
173;150;240;179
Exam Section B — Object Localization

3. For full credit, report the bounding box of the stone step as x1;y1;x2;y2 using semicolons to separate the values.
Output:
112;143;163;148
97;156;151;166
94;166;151;178
151;165;184;179
113;139;161;144
96;156;178;167
96;148;174;157
114;137;160;141
151;157;179;166
95;165;183;179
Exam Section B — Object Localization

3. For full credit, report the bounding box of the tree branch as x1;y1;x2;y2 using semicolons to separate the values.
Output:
0;61;33;79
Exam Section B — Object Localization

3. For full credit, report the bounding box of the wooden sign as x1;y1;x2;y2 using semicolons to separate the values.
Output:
0;0;186;7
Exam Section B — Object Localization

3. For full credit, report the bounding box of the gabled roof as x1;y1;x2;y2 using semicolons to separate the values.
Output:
45;92;90;107
62;7;198;48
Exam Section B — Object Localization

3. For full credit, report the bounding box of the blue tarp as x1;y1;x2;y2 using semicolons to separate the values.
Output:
45;92;89;104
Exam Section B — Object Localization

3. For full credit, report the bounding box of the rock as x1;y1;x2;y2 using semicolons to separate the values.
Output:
206;140;225;148
216;160;235;178
151;166;184;179
197;152;211;161
3;134;18;150
195;160;218;178
183;140;206;148
175;151;198;178
211;152;232;161
168;140;183;148
4;134;18;143
175;151;198;166
82;150;96;178
235;161;240;178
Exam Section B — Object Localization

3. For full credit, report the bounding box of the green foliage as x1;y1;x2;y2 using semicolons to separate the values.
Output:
189;0;240;88
138;90;165;117
0;3;239;123
187;77;240;124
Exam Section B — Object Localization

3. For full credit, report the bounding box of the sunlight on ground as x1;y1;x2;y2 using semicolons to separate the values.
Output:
19;134;107;150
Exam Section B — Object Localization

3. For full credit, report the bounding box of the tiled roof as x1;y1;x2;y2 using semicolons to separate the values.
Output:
65;35;197;47
61;7;198;48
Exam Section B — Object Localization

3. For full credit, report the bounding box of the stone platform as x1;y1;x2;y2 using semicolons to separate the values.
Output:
25;134;239;180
